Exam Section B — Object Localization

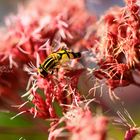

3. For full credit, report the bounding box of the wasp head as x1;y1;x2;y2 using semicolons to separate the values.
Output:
38;64;48;78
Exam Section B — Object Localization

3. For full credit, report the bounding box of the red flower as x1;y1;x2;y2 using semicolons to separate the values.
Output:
92;0;140;93
49;106;108;140
0;0;95;113
125;127;139;140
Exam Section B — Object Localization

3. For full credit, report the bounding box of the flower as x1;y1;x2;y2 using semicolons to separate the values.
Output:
49;106;108;140
92;0;140;94
0;0;95;113
125;127;139;140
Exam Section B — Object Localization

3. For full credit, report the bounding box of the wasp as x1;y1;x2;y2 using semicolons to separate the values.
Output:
38;47;81;77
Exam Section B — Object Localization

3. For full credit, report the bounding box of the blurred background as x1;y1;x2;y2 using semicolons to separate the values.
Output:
0;0;140;140
0;0;124;25
0;0;28;25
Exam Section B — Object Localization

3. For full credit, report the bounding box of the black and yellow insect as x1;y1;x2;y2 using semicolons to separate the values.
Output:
38;48;81;77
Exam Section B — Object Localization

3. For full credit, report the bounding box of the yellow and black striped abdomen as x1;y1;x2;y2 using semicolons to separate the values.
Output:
37;54;59;77
41;53;59;71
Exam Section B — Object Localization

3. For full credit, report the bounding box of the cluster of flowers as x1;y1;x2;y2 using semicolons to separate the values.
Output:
94;0;140;91
49;106;108;140
0;0;94;114
0;0;140;139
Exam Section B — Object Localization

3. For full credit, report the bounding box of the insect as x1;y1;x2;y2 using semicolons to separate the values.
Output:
38;47;81;77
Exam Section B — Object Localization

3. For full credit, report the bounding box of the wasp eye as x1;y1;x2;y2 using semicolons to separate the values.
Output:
38;67;48;78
